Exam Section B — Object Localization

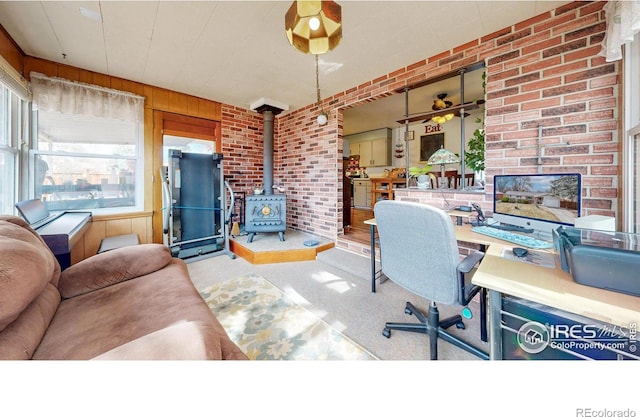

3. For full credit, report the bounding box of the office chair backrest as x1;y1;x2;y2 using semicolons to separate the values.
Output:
374;200;460;305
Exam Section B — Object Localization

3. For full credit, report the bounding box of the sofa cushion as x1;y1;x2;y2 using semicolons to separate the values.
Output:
0;216;60;332
92;320;247;360
58;243;173;299
33;259;245;360
0;283;60;359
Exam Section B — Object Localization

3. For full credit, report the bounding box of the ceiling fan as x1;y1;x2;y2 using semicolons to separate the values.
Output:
431;93;455;124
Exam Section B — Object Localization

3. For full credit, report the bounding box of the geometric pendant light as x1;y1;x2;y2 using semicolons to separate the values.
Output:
285;0;342;55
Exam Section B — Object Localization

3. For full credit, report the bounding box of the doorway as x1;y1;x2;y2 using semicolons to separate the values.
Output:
152;111;221;243
340;64;486;244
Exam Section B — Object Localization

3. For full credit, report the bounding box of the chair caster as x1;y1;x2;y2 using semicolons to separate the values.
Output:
404;307;412;315
456;322;465;330
382;328;391;338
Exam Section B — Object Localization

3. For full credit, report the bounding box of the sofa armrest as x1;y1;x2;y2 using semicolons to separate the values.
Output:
59;244;173;299
90;321;248;360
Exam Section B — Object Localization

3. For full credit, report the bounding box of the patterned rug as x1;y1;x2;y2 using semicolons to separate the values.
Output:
199;274;377;360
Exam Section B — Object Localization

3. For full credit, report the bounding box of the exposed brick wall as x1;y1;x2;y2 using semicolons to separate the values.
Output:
277;104;343;237
275;1;618;239
221;104;267;198
483;1;617;219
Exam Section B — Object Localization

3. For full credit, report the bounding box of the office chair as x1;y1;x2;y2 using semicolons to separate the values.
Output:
374;200;488;360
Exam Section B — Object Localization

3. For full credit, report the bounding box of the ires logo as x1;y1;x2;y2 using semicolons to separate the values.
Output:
516;321;631;355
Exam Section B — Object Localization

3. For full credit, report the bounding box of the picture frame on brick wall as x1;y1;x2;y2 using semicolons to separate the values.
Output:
420;133;445;162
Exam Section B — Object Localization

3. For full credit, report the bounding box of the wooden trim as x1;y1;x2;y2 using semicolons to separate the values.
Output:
152;110;222;243
230;239;334;264
91;211;153;222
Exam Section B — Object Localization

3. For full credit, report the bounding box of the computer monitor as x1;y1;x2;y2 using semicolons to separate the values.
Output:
493;173;581;237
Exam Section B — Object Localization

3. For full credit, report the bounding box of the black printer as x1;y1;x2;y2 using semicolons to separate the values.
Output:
553;226;640;297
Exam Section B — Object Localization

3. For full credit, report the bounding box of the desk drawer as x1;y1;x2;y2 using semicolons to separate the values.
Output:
501;296;638;360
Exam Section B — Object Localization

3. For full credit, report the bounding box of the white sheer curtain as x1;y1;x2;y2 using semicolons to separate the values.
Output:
30;72;143;122
600;0;640;62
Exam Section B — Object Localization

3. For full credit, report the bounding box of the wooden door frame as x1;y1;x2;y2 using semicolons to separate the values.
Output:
152;111;221;243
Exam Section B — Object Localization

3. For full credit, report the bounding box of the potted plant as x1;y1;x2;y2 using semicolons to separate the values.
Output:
408;165;432;188
466;117;485;172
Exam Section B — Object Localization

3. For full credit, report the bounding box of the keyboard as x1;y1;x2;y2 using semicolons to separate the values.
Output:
471;225;554;249
488;224;534;233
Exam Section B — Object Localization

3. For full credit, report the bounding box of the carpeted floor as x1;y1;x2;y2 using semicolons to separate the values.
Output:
187;243;489;360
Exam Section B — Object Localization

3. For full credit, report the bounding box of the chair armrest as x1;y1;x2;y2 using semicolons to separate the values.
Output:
59;244;173;299
457;251;485;305
457;251;484;274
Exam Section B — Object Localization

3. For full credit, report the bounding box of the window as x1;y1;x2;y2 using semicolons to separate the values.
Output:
0;79;28;215
0;85;16;214
624;32;640;233
31;72;144;213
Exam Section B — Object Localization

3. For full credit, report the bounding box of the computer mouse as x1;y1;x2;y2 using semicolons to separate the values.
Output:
512;247;529;258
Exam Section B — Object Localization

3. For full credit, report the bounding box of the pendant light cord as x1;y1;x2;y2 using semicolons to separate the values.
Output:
315;54;322;110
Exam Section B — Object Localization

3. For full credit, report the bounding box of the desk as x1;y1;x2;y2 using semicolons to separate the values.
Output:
473;243;639;360
364;217;640;359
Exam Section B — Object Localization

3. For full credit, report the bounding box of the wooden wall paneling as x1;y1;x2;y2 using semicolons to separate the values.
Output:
105;218;132;237
23;57;58;78
152;110;165;244
0;25;24;71
152;87;170;111
57;65;81;83
121;78;145;97
130;216;149;244
144;108;154;213
71;239;86;266
169;91;188;115
83;220;107;257
187;96;200;116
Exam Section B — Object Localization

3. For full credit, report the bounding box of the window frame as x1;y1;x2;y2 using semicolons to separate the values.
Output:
0;83;28;215
623;33;640;233
30;84;145;215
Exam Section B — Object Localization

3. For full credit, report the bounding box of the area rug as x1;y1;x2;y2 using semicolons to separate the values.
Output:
199;274;377;360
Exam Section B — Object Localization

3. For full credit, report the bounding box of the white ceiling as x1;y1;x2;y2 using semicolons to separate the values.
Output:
0;1;569;134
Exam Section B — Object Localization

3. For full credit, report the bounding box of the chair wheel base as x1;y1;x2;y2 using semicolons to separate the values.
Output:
382;328;391;338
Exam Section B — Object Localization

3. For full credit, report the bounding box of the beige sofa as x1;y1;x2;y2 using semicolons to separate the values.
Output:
0;215;247;360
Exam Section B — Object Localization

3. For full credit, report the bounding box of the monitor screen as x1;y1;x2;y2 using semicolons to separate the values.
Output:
493;173;581;236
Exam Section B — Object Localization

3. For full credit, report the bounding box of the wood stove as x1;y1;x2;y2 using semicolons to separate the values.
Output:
245;101;287;242
245;194;286;242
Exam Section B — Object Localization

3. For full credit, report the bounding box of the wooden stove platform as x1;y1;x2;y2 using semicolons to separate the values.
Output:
229;229;334;264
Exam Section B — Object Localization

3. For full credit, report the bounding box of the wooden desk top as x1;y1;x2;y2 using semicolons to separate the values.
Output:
365;217;639;328
473;243;639;329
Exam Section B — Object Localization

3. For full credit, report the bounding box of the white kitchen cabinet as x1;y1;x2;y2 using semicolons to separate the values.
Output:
347;129;391;167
